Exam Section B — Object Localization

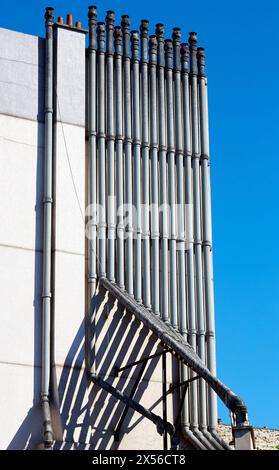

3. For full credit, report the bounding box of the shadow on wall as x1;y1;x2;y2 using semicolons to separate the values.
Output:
8;275;178;450
53;284;178;450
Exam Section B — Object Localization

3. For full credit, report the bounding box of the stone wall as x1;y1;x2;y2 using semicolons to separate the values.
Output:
218;424;279;450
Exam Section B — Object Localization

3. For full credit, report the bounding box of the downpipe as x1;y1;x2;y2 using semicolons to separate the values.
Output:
197;46;233;451
87;5;98;375
41;6;55;449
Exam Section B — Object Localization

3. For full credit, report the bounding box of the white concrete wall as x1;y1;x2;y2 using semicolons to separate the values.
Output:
0;25;179;451
0;28;45;449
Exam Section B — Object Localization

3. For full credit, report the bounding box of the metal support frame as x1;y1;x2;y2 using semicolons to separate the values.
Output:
113;349;169;445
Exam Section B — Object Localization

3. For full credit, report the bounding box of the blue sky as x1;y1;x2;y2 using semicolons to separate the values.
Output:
1;0;278;428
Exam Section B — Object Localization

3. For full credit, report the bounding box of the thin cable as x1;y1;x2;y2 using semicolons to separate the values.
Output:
55;90;101;272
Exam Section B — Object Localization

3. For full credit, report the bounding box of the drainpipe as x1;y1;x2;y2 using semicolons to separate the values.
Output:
106;11;116;283
149;35;160;316
114;26;125;289
131;30;142;304
156;24;169;324
96;22;106;277
172;28;186;335
165;39;178;328
186;31;216;450
197;46;231;450
88;5;98;373
41;6;54;449
171;32;205;451
140;20;151;308
121;15;134;296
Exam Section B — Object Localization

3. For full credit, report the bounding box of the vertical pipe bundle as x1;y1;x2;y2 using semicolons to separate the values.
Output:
156;24;169;324
86;9;225;449
106;11;116;282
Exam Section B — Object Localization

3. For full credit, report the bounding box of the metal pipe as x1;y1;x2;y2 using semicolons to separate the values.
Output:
165;39;178;328
131;30;142;303
156;24;169;324
182;40;222;451
180;41;192;448
176;32;213;450
41;6;54;449
114;26;125;289
188;31;205;440
97;22;106;277
188;33;224;450
172;28;186;335
122;15;134;296
87;5;98;374
197;46;220;441
149;35;160;316
140;20;151;308
106;11;116;282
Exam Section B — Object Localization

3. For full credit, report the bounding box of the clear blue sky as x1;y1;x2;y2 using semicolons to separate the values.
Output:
1;0;278;428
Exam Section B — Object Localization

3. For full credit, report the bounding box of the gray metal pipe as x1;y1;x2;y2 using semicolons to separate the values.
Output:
114;26;125;289
87;5;98;374
180;41;193;447
165;39;178;328
106;11;116;282
122;15;134;296
197;46;219;436
97;22;106;277
156;24;169;324
188;30;213;447
172;28;186;335
140;20;151;308
186;34;226;450
41;6;55;449
149;35;160;316
175;31;213;451
181;41;223;451
131;30;142;303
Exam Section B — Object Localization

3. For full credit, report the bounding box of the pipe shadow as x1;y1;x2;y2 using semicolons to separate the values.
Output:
52;281;173;450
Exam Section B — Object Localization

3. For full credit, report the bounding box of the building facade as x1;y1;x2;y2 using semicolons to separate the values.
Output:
0;6;253;450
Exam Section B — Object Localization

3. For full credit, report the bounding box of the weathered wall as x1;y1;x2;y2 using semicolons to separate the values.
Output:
0;26;178;451
218;424;279;451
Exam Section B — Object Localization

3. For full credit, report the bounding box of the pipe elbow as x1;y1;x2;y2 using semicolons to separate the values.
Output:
181;426;207;450
42;398;54;449
230;396;249;426
192;427;215;450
